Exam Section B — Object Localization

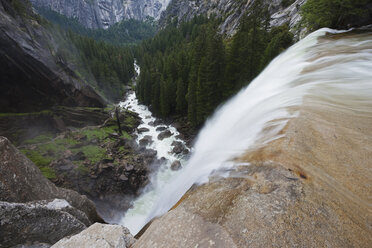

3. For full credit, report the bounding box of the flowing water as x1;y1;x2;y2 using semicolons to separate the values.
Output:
119;90;190;234
120;28;372;235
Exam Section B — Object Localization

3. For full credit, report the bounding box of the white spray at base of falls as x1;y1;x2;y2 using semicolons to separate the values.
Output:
120;28;372;235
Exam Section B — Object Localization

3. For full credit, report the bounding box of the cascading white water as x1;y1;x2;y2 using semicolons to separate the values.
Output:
121;28;372;235
119;88;190;234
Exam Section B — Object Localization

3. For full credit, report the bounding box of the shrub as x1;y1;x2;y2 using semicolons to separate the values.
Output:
301;0;369;30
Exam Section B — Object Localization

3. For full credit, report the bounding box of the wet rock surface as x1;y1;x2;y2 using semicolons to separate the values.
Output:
137;127;150;133
171;141;187;155
157;130;172;140
170;160;182;171
155;126;167;132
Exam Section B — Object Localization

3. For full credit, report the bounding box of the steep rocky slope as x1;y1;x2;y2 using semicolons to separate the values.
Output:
30;0;171;29
0;136;103;246
160;0;306;36
0;0;106;113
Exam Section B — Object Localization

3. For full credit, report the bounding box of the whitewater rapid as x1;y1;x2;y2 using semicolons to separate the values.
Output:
119;89;190;234
121;28;372;235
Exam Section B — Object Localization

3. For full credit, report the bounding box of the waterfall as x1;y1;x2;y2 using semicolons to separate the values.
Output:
122;28;372;235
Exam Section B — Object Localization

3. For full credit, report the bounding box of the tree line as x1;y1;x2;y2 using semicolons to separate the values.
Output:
136;1;293;127
54;28;135;101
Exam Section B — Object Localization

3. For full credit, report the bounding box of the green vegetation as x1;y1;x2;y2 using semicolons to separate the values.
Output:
53;28;135;101
281;0;295;8
39;166;57;179
301;0;370;31
80;125;131;141
36;7;157;45
23;134;53;145
20;113;133;179
79;145;106;163
21;149;53;167
11;0;27;16
136;0;293;127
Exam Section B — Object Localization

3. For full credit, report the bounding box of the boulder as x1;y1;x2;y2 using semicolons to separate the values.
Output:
139;135;153;147
137;127;150;133
170;160;182;171
0;199;88;247
52;223;135;248
155;126;167;132
157;130;172;140
171;141;186;155
153;119;163;126
0;136;102;223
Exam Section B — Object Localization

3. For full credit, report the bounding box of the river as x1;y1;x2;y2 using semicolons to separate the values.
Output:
119;84;190;234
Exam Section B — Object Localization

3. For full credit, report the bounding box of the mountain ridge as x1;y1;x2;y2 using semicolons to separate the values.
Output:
30;0;171;29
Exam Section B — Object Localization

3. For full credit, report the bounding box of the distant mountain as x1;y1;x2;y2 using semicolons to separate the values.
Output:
30;0;171;29
36;7;157;44
160;0;307;36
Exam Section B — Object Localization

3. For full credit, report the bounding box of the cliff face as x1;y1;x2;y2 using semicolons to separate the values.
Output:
0;0;105;113
30;0;171;29
160;0;307;36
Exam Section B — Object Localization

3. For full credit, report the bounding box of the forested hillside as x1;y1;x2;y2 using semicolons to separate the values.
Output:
301;0;371;31
51;27;135;101
136;1;293;127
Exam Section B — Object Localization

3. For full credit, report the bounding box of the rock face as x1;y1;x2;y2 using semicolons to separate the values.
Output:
30;0;171;29
134;93;372;246
52;223;135;248
0;199;89;247
0;136;102;223
160;0;307;36
0;0;106;113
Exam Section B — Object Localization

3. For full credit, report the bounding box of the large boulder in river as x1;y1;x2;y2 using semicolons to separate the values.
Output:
139;135;153;147
134;94;372;247
137;127;150;133
157;130;173;140
52;223;135;248
0;136;102;223
156;126;167;132
0;199;89;247
170;160;182;171
171;141;186;155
